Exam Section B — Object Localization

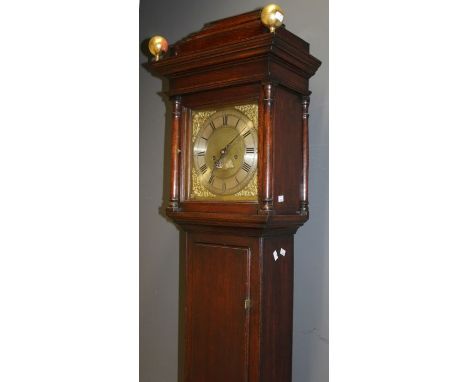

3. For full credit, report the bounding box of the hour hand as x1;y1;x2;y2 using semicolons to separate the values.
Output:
214;147;229;169
213;152;225;169
214;159;223;169
214;133;240;169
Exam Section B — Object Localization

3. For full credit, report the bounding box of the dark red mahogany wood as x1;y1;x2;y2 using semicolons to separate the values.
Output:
261;83;274;213
146;9;321;382
169;97;182;210
300;95;310;215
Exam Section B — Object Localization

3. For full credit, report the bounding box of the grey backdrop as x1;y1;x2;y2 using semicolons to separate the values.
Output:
140;1;328;381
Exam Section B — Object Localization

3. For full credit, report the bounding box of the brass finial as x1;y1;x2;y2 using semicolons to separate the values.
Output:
148;35;169;62
261;4;285;33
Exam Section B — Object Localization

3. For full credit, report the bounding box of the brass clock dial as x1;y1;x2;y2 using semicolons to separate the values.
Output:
192;108;258;196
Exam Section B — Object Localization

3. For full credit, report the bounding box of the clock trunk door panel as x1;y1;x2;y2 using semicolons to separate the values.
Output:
185;235;253;382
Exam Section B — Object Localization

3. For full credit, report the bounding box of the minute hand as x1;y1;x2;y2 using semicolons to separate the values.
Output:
224;127;249;151
224;134;241;151
214;133;244;169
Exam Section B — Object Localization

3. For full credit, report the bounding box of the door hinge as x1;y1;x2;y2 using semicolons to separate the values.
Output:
244;298;251;310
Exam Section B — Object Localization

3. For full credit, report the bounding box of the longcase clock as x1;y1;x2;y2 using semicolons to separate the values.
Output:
146;6;321;382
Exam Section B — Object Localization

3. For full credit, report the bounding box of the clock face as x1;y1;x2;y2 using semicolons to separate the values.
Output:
192;108;258;196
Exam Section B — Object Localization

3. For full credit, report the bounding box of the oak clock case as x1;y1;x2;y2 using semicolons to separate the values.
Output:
146;7;321;382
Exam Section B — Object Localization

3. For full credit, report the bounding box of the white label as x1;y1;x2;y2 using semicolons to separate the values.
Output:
275;11;284;22
278;195;284;203
273;250;279;261
280;248;286;256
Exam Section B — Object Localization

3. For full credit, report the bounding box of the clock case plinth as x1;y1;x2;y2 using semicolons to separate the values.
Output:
147;9;321;382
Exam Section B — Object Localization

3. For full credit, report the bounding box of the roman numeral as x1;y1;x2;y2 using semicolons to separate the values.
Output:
222;182;226;192
208;173;215;184
210;121;216;131
235;176;240;184
200;164;207;174
242;162;251;172
245;147;255;154
196;151;206;156
242;130;251;138
223;114;228;126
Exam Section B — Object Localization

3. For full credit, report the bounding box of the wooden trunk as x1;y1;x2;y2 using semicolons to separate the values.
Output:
177;226;297;382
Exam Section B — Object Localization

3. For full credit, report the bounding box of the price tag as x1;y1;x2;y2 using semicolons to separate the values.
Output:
273;250;279;261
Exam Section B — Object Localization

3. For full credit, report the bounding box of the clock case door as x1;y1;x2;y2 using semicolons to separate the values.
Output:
181;232;259;382
180;228;295;382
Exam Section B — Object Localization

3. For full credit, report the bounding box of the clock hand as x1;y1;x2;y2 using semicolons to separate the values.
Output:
215;141;237;169
214;129;249;169
213;153;225;169
223;132;243;151
213;136;237;168
225;124;252;151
